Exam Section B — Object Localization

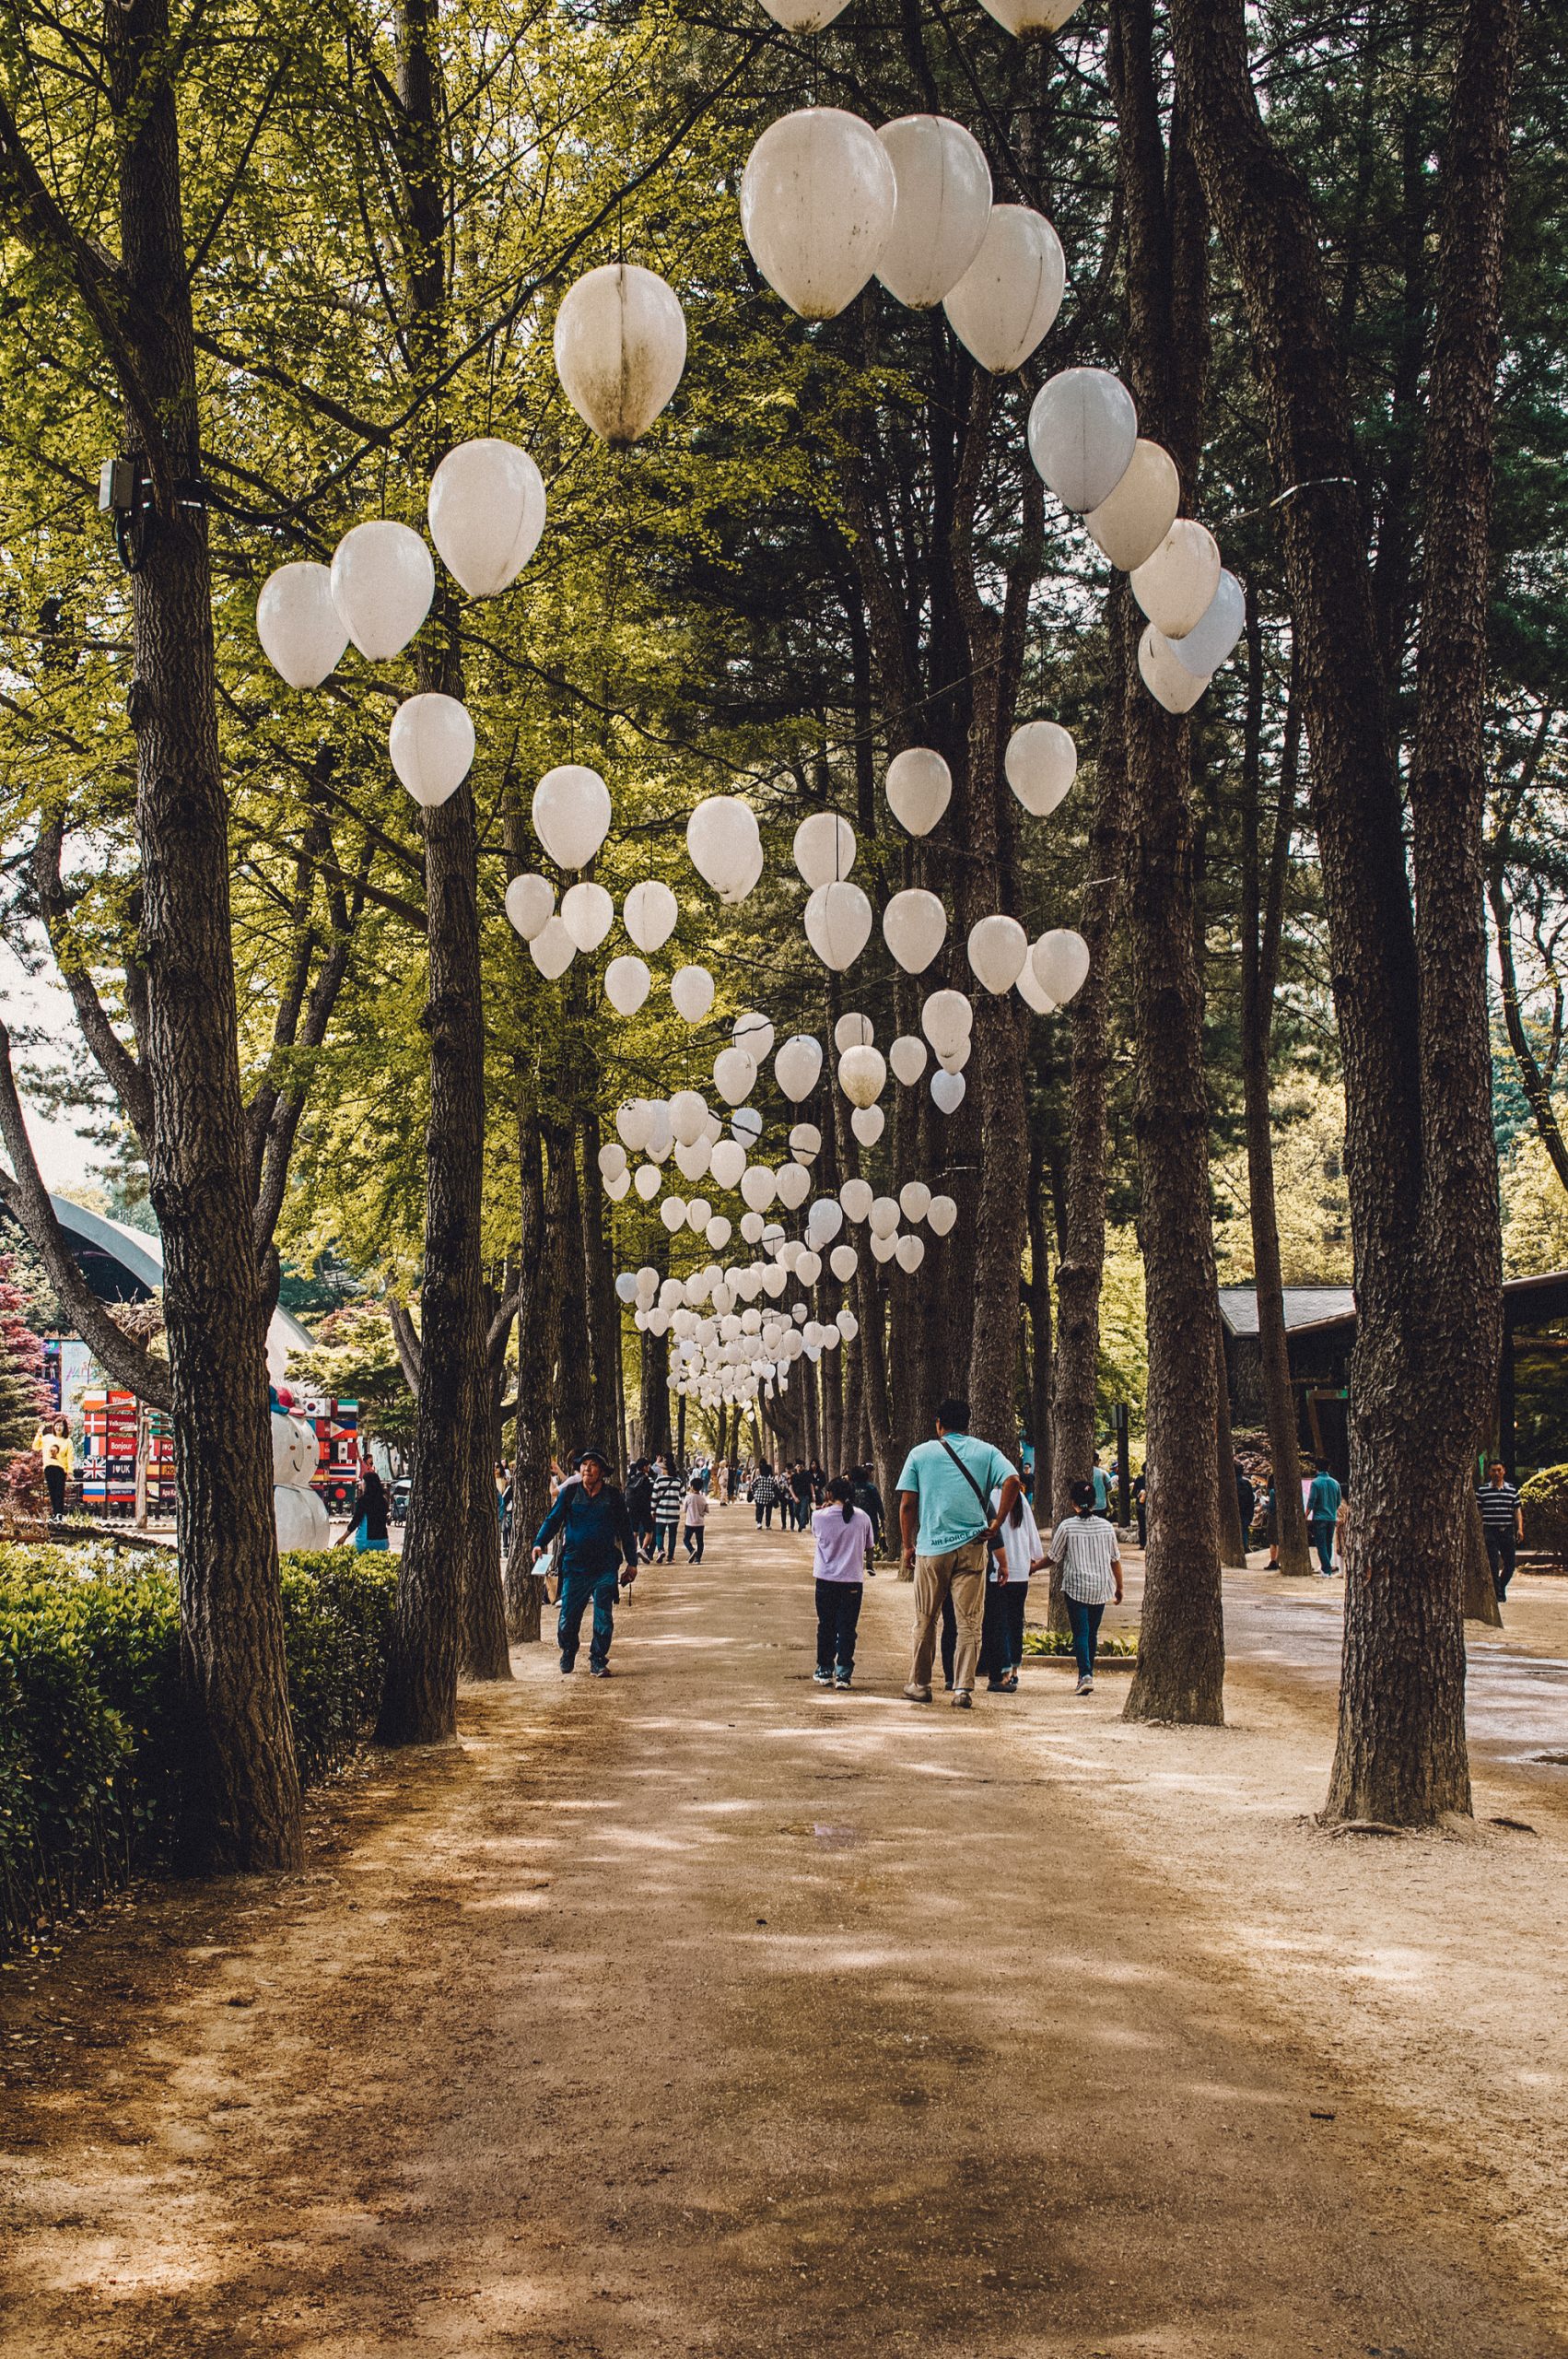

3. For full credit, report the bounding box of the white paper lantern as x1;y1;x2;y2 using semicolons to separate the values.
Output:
883;888;948;975
921;988;974;1058
329;521;435;660
870;1195;900;1238
686;1197;713;1235
793;811;856;889
645;1104;673;1160
599;1141;628;1182
889;1034;929;1086
977;0;1085;28
256;562;349;688
614;1271;639;1304
774;1034;824;1103
870;1229;899;1264
671;965;715;1023
931;1069;966;1114
554;264;686;448
899;1181;932;1224
529;915;576;980
830;1243;859;1282
775;1161;811;1211
837;1044;887;1107
807;1197;845;1247
885;746;953;837
634;1163;661;1202
1027;370;1139;515
734;1010;775;1062
661;1197;686;1234
731;1106;764;1145
851;1105;885;1145
1138;623;1211;714
505;873;555;942
741;1164;777;1213
804;880;872;970
617;1100;653;1152
1005;722;1077;818
942;205;1064;374
604;955;651;1015
1167;569;1246;678
686;795;762;901
427;439;545;597
839;1179;873;1223
928;1193;958;1236
670;1089;709;1146
835;1013;874;1051
674;1136;712;1183
874;115;993;309
707;1215;734;1250
560;879;614;952
532;764;611;870
1033;929;1091;1006
939;1036;972;1074
713;1048;757;1106
790;1123;822;1163
1130;520;1223;640
709;1138;747;1191
967;912;1029;994
740;109;897;322
604;1169;631;1202
623;878;678;954
1016;958;1056;1016
756;0;850;25
796;1250;822;1286
895;1233;926;1273
636;1266;660;1298
1084;440;1180;571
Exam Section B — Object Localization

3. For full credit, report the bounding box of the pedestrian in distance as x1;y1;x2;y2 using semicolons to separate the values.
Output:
1048;1480;1124;1694
532;1445;638;1678
811;1474;875;1689
1478;1460;1523;1601
1235;1459;1256;1547
651;1461;685;1562
682;1475;709;1561
35;1415;72;1520
1090;1451;1112;1514
849;1463;884;1557
898;1396;1021;1710
1132;1467;1148;1551
790;1461;814;1532
338;1462;390;1553
1306;1461;1343;1576
625;1458;656;1562
979;1478;1047;1693
752;1461;776;1527
1260;1470;1279;1568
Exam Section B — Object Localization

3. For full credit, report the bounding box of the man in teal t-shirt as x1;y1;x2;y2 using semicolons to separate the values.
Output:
1306;1464;1342;1577
897;1397;1020;1708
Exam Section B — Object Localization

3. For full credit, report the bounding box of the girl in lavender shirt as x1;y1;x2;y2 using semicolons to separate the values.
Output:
812;1475;875;1690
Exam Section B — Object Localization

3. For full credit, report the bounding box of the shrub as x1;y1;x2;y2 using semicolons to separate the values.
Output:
1023;1625;1141;1658
0;1543;398;1957
1519;1464;1568;1559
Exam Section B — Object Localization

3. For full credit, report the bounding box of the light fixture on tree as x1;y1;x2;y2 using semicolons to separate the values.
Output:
505;873;555;941
1083;439;1180;571
623;878;679;953
942;205;1065;373
1138;623;1211;713
882;888;947;974
604;955;651;1015
1130;519;1223;639
774;1033;824;1102
553;264;687;447
793;811;856;889
671;964;715;1023
256;562;349;687
837;1044;886;1106
920;988;973;1059
889;1034;929;1085
804;880;873;969
1167;569;1246;677
874;115;993;308
1032;928;1091;1006
686;794;762;901
1004;721;1077;816
529;915;576;979
931;1069;966;1114
1027;369;1138;514
388;692;474;809
532;764;612;869
884;745;952;836
560;879;614;951
967;912;1029;993
740;109;896;320
329;520;436;659
427;438;545;595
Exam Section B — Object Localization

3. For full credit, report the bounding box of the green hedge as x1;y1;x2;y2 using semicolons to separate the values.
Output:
1519;1463;1568;1558
0;1544;397;1958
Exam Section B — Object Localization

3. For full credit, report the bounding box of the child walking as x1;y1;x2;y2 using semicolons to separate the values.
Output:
811;1474;874;1690
682;1476;709;1561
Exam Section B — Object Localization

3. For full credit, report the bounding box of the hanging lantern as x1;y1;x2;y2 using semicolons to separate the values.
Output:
756;0;851;26
868;1235;899;1273
1138;623;1211;714
604;1169;631;1202
614;1272;639;1303
774;1034;823;1102
734;1010;775;1062
1084;440;1180;571
633;1163;661;1203
830;1243;859;1282
967;913;1029;994
604;955;651;1016
804;880;873;970
776;1161;811;1211
1033;928;1091;1006
1005;721;1077;818
710;1137;747;1191
713;1048;757;1106
882;888;948;975
796;1250;823;1286
977;0;1085;28
1016;958;1056;1016
560;879;614;952
740;109;897;321
686;1197;713;1235
427;438;545;597
670;1089;709;1146
885;746;953;838
875;116;993;309
870;1195;900;1239
731;1106;764;1145
661;1197;687;1234
942;205;1065;374
928;1194;958;1236
329;520;435;660
599;1141;628;1182
931;1069;966;1114
1167;569;1246;678
529;915;576;979
921;988;974;1059
645;1103;674;1160
807;1198;845;1248
674;1136;711;1182
553;264;686;448
671;965;715;1023
387;693;476;810
790;1121;822;1162
686;795;762;901
839;1179;873;1223
707;1214;733;1250
899;1180;931;1224
835;1013;873;1051
623;878;678;954
1131;520;1223;640
741;1165;777;1213
256;561;349;688
938;1036;972;1074
505;873;555;943
793;811;856;889
617;1100;653;1152
532;764;611;869
851;1105;885;1146
837;1045;887;1107
1027;370;1138;515
889;1034;929;1086
895;1233;927;1273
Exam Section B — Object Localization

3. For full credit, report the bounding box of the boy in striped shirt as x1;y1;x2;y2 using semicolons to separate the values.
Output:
1478;1461;1523;1601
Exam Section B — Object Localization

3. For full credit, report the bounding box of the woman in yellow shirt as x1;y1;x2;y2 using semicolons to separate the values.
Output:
35;1418;72;1520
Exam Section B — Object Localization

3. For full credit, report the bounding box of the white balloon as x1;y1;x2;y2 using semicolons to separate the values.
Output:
755;0;849;25
605;1170;631;1201
1033;928;1091;1007
686;796;762;901
636;1265;659;1297
885;746;952;836
851;1105;885;1146
1131;520;1223;640
837;1044;887;1107
870;1195;900;1238
670;1089;708;1146
614;1271;639;1304
1084;439;1180;571
942;205;1065;374
790;1125;821;1166
617;1099;653;1152
869;1229;899;1263
774;1034;825;1103
1016;958;1057;1016
837;1307;860;1341
427;439;545;597
529;915;576;980
939;1036;972;1074
839;1179;873;1223
796;1250;822;1286
709;1137;747;1191
834;1012;874;1051
740;109;897;322
599;1141;628;1181
604;955;651;1016
661;1196;686;1234
560;879;614;952
686;1197;713;1235
329;521;435;661
899;1182;931;1224
740;1164;777;1213
505;873;555;942
931;1069;967;1114
674;1135;712;1182
634;1163;661;1202
671;965;715;1023
830;1243;859;1282
875;115;993;310
804;880;873;971
623;878;678;954
889;1034;929;1086
387;693;475;809
532;764;611;870
554;264;686;447
928;1194;958;1237
807;1197;845;1248
775;1161;811;1211
793;811;856;889
882;888;948;975
1005;722;1077;818
256;561;348;688
733;1010;775;1062
895;1233;926;1273
1167;569;1246;678
1028;370;1139;515
967;912;1029;994
977;0;1085;24
921;988;974;1059
713;1047;757;1106
645;1104;673;1160
706;1215;733;1249
731;1106;764;1145
1138;622;1211;713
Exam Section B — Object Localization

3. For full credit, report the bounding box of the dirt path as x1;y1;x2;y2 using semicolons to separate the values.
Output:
3;1518;1565;2357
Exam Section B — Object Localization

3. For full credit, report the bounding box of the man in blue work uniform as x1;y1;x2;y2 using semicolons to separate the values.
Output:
532;1445;638;1677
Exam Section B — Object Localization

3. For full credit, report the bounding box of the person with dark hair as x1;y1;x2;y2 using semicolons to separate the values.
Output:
1478;1460;1523;1600
810;1473;875;1688
897;1396;1020;1709
979;1476;1047;1692
753;1460;778;1527
1048;1478;1123;1694
1306;1460;1343;1577
790;1460;814;1532
651;1460;685;1562
339;1462;390;1553
849;1464;884;1555
625;1458;655;1562
681;1474;708;1561
532;1445;638;1677
35;1415;72;1520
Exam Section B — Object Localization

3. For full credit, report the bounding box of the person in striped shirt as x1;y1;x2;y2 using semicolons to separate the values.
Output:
651;1462;685;1562
1047;1480;1124;1695
1478;1461;1524;1601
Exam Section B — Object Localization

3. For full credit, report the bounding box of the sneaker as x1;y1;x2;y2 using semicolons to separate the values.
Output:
1075;1674;1093;1695
984;1678;1007;1693
834;1667;852;1689
903;1681;932;1703
813;1666;834;1686
590;1661;611;1679
559;1653;576;1675
952;1689;973;1710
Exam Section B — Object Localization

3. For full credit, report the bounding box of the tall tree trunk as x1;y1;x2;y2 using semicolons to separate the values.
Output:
1025;1129;1055;1515
507;1111;556;1643
581;1109;621;1452
548;1124;594;1458
1214;1317;1247;1567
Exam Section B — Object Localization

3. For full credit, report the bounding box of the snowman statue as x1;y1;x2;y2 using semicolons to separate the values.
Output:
270;1385;330;1553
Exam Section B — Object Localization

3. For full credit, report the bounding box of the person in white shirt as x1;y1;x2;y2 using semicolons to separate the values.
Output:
681;1478;709;1562
979;1482;1046;1693
1048;1480;1124;1695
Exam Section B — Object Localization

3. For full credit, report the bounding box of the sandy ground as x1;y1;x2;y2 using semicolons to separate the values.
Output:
2;1520;1566;2357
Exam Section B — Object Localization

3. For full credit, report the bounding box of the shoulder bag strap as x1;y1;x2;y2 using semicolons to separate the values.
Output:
938;1438;1002;1547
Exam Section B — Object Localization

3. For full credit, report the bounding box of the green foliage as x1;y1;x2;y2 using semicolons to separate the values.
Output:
287;1302;416;1451
1518;1464;1568;1558
0;1544;397;1956
1023;1627;1140;1659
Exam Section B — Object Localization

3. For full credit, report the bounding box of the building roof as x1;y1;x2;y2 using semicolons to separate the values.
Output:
1217;1285;1356;1339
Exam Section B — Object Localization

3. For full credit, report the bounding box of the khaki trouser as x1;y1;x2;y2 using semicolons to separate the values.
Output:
909;1543;988;1693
